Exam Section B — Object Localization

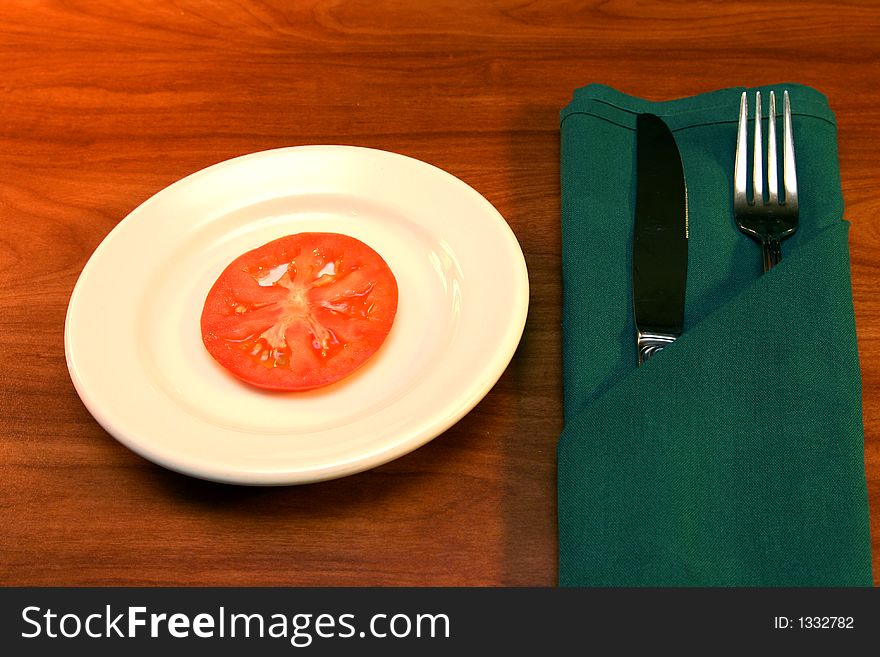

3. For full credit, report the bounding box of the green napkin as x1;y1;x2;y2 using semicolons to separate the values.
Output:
558;84;873;586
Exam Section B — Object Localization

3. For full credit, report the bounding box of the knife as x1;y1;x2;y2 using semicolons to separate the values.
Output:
633;113;688;366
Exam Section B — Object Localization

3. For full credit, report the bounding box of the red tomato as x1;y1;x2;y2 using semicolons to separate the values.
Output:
200;233;398;391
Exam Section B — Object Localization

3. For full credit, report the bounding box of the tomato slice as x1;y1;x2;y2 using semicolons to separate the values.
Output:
200;232;398;391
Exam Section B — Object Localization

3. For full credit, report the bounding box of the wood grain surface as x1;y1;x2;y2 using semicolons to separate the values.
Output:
1;0;878;586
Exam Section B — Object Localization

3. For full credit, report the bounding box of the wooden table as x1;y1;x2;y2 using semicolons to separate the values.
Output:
1;0;877;586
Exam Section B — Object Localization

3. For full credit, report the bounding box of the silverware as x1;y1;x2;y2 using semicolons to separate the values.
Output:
734;90;799;272
633;113;689;366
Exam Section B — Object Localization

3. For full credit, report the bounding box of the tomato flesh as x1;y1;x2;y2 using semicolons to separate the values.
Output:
200;233;398;391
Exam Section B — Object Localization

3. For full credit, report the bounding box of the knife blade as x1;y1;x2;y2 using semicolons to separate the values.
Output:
633;113;688;366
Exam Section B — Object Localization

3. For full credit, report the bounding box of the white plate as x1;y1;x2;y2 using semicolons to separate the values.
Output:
64;146;529;485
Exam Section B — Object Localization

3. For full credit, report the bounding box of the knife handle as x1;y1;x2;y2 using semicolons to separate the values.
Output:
637;331;679;366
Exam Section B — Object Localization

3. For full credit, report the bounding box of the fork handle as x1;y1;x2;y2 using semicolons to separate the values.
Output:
769;239;782;267
762;238;782;272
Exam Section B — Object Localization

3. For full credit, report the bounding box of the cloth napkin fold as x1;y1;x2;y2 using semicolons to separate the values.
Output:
558;83;873;586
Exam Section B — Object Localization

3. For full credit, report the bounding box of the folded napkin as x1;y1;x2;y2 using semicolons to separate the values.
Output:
558;84;873;586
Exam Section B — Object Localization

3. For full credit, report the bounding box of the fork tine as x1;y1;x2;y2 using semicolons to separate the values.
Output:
783;90;798;207
733;89;799;274
734;91;748;207
753;90;763;204
767;91;779;204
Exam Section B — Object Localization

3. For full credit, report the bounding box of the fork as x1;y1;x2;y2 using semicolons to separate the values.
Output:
734;89;799;272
